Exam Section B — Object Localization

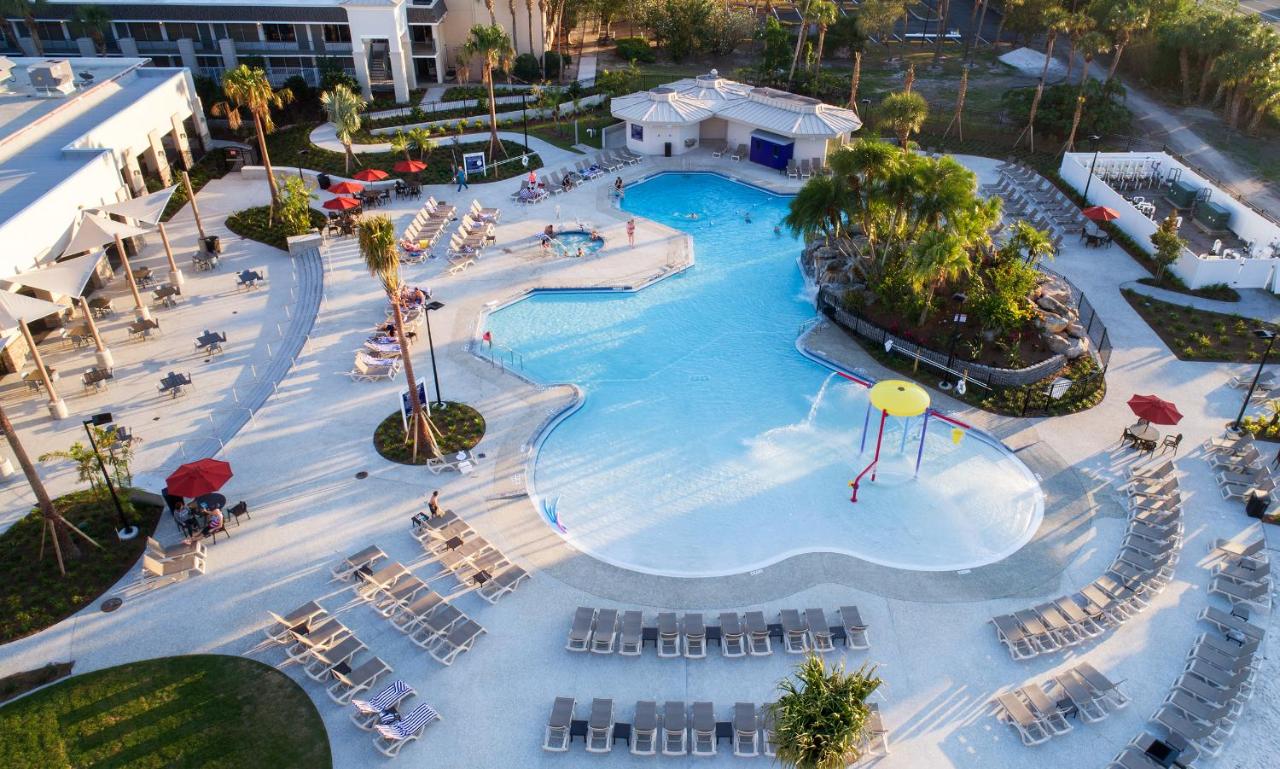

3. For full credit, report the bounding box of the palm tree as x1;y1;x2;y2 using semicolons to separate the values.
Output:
508;0;520;53
1061;31;1110;153
771;655;882;769
1245;64;1280;135
359;216;441;460
71;4;111;54
3;0;47;55
463;24;515;159
1003;220;1055;267
321;83;367;174
810;0;840;77
908;229;973;325
1059;10;1094;84
1097;0;1151;85
943;65;969;140
407;126;435;161
829;138;900;262
858;0;903;50
525;0;537;61
1015;4;1068;153
390;130;413;162
212;65;294;209
878;90;928;155
931;0;951;64
787;0;814;87
484;0;497;24
784;174;851;242
993;0;1025;49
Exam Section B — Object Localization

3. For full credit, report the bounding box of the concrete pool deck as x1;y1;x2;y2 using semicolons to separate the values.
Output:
0;147;1275;769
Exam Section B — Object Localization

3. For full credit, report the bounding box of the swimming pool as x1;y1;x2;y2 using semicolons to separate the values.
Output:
547;230;604;257
487;173;1044;576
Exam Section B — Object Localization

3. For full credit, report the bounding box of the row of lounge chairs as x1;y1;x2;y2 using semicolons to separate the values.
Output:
1203;432;1277;502
994;661;1131;746
566;606;869;657
401;197;456;248
983;162;1079;248
411;510;531;603
1227;369;1276;397
445;212;496;274
264;600;393;704
991;462;1183;660
784;157;831;180
710;142;747;161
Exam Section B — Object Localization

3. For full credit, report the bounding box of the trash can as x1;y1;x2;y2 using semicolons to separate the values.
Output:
317;172;331;190
664;142;672;158
1246;490;1270;519
204;235;221;254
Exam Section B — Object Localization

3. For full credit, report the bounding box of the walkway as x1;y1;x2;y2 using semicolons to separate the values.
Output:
576;54;597;84
1122;279;1280;321
308;122;583;169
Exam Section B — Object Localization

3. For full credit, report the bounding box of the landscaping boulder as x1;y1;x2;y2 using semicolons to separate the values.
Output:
1065;336;1089;359
1037;293;1070;317
1066;322;1087;339
1045;333;1073;354
1039;312;1069;334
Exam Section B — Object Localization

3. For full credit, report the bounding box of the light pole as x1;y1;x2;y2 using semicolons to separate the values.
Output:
1082;134;1102;204
423;300;445;407
943;292;968;376
521;93;529;152
84;412;135;540
1234;329;1276;431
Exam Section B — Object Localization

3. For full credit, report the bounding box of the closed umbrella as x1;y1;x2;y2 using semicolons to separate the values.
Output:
1082;206;1120;222
323;196;362;211
1127;394;1183;425
165;458;233;498
393;159;426;174
327;180;364;195
352;169;389;182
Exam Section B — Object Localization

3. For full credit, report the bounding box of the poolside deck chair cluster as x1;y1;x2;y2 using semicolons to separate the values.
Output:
783;157;832;180
564;605;868;657
445;213;495;274
993;661;1130;745
1202;432;1277;502
981;161;1078;252
543;698;871;758
346;678;442;758
1207;534;1272;610
992;471;1182;659
263;598;393;705
412;510;531;604
466;199;501;224
1226;369;1277;397
401;196;455;249
342;350;402;381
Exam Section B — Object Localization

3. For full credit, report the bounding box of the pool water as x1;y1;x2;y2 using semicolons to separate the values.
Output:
487;173;1043;576
548;230;603;257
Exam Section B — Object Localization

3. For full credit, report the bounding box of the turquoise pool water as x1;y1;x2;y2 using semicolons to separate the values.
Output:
487;173;1043;576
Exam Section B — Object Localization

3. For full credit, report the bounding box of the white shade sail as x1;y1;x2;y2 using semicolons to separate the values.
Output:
1;253;102;298
60;212;152;259
0;291;65;333
91;185;177;225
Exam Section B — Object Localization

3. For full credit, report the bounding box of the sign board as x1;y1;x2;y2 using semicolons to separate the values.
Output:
399;380;430;431
1048;377;1073;400
462;151;486;177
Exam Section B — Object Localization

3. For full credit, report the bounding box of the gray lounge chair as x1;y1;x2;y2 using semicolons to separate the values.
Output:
1072;661;1130;709
691;701;716;756
731;143;747;160
477;565;529;603
326;655;390;705
1053;596;1104;638
1018;684;1072;736
1151;705;1223;755
1054;670;1110;723
683;613;706;659
805;608;835;652
840;605;870;649
733;702;759;757
761;702;777;757
304;634;366;682
1197;606;1266;642
631;700;658;755
864;702;890;755
427;618;485;666
618;610;643;656
1175;673;1244;711
720;612;746;657
1210;575;1272;609
990;614;1037;660
994;692;1051;746
264;601;326;644
592;609;619;654
331;545;386;581
1185;658;1253;692
409;604;463;649
662;701;687;755
543;696;575;752
586;698;614;753
567;606;595;652
657;612;681;658
780;609;809;653
744;610;772;655
1211;536;1265;559
1034;602;1083;646
391;591;444;633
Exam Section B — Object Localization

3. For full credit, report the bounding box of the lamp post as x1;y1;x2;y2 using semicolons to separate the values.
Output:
1233;329;1276;431
521;94;529;152
943;292;968;377
423;300;445;407
1082;134;1102;205
84;412;135;540
861;98;872;131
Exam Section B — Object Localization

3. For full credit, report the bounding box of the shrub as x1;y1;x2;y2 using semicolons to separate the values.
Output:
513;52;542;82
543;50;571;79
615;36;656;63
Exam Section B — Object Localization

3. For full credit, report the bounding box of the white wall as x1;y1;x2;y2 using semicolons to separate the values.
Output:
625;122;701;156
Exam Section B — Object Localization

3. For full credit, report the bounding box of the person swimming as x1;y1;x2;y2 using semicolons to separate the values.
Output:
745;212;752;223
773;224;781;236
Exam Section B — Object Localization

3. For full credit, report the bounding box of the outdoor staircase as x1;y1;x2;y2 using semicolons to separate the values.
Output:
367;41;392;84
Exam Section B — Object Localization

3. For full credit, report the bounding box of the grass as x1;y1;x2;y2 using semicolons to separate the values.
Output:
1121;289;1278;362
265;123;542;183
374;402;486;465
1136;277;1240;302
225;207;327;251
527;111;620;152
0;655;331;769
0;489;163;644
0;663;74;705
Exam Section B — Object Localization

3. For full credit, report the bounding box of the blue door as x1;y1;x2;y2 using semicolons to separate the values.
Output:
749;136;794;170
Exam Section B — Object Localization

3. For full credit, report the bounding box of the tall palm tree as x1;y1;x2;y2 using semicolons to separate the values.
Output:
878;90;928;155
1003;220;1055;266
810;0;839;77
463;24;515;159
71;3;111;54
784;174;851;242
3;0;47;55
321;83;367;174
931;0;951;64
1015;3;1068;153
508;0;521;53
484;0;498;24
525;0;537;61
1059;9;1094;84
212;65;293;209
787;0;814;87
1097;0;1150;85
359;216;440;460
771;655;882;769
993;0;1024;49
1061;31;1110;153
1245;64;1280;135
908;229;973;326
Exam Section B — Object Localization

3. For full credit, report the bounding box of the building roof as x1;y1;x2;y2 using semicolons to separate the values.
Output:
611;72;861;138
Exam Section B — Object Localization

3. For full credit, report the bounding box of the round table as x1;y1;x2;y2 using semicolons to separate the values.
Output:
195;492;226;510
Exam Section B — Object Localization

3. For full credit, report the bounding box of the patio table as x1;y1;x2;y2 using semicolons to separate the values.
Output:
158;371;192;398
195;330;227;355
195;492;226;510
153;285;181;307
88;297;114;317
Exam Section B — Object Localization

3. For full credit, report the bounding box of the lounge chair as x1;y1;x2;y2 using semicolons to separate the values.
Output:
1175;672;1244;712
780;609;809;653
304;634;366;681
427;618;486;666
1214;557;1270;587
355;562;409;602
543;696;576;751
1053;596;1105;638
761;703;777;757
1188;639;1256;675
373;702;441;757
1054;670;1110;723
691;701;716;756
1165;689;1234;731
1129;459;1174;480
731;143;747;161
566;606;595;652
478;565;530;603
662;701;687;755
390;591;445;634
864;702;890;755
720;612;746;657
744;610;772;655
284;617;349;663
1197;606;1265;643
140;553;205;585
1209;575;1272;610
408;604;464;649
592;609;619;654
785;158;799;179
344;352;400;381
728;702;758;756
618;610;643;656
994;692;1051;746
840;605;870;649
264;601;326;644
1032;602;1083;647
1228;370;1276;389
351;679;415;730
710;141;728;158
657;612;681;658
1150;705;1223;756
683;612;706;659
805;608;835;652
1018;684;1072;736
1211;536;1266;559
630;700;659;755
799;158;813;179
326;653;391;704
331;545;386;582
1185;658;1253;693
990;614;1037;660
373;575;429;618
586;698;615;753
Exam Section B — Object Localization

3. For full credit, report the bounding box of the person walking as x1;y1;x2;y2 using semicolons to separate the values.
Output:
455;164;469;192
626;217;636;247
428;489;442;517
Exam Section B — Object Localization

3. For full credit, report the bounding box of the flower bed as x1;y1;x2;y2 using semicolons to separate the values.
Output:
1121;289;1277;362
374;402;486;465
226;206;327;251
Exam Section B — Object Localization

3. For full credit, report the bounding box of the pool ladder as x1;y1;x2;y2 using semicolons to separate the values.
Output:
483;343;524;372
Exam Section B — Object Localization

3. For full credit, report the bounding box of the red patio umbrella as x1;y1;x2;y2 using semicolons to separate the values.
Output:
1127;394;1183;425
322;196;362;211
1082;206;1120;222
327;180;364;195
166;458;233;498
352;168;389;182
393;159;427;174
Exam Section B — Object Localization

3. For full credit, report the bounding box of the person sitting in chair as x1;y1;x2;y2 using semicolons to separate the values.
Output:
201;507;224;538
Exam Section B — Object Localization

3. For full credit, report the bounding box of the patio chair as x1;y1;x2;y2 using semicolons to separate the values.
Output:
477;565;530;604
1072;662;1131;710
325;652;389;701
351;680;415;730
720;611;746;657
426;618;486;665
661;701;687;755
264;601;326;644
406;603;464;646
1018;684;1072;736
785;158;800;179
1203;432;1253;454
1176;672;1244;713
591;608;619;654
1210;575;1272;610
682;612;706;659
761;703;777;757
1220;476;1275;501
354;562;409;603
1054;670;1110;723
657;612;681;658
1033;602;1083;647
1185;657;1254;694
586;698;615;753
691;701;717;756
733;702;759;757
994;691;1051;746
1165;689;1234;732
344;349;403;382
744;610;772;655
372;702;441;758
805;608;835;652
1053;595;1105;638
304;634;366;682
731;143;747;161
1210;446;1261;473
1162;433;1184;454
390;591;445;634
373;575;429;618
140;553;205;585
618;610;644;656
543;696;576;752
631;700;659;756
865;702;890;755
990;614;1037;660
780;609;810;653
799;158;813;179
1210;536;1265;560
1213;557;1271;587
840;605;870;649
285;618;350;664
567;606;596;652
1150;706;1223;756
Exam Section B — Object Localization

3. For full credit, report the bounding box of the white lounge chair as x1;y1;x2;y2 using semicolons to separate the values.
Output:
344;352;401;382
372;702;441;757
350;679;414;730
543;696;575;752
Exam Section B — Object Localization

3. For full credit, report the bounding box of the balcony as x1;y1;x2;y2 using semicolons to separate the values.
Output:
134;39;180;53
410;40;436;56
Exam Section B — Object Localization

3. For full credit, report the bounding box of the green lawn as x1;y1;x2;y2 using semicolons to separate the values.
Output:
0;656;331;769
226;206;327;251
0;490;163;644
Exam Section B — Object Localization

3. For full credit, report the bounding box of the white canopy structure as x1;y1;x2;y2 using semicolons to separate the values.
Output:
92;185;177;226
0;290;64;333
60;212;152;260
610;70;861;168
1;255;102;299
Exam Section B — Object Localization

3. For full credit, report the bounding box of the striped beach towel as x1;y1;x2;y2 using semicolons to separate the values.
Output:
375;703;440;742
352;680;414;716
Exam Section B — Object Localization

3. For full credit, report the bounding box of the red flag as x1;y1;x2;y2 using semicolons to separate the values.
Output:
482;331;492;346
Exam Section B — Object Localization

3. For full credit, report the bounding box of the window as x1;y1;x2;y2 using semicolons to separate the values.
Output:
409;25;434;44
35;21;66;41
121;22;163;42
196;55;221;68
322;24;350;43
165;22;201;41
262;24;296;43
224;23;259;43
630;123;643;141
